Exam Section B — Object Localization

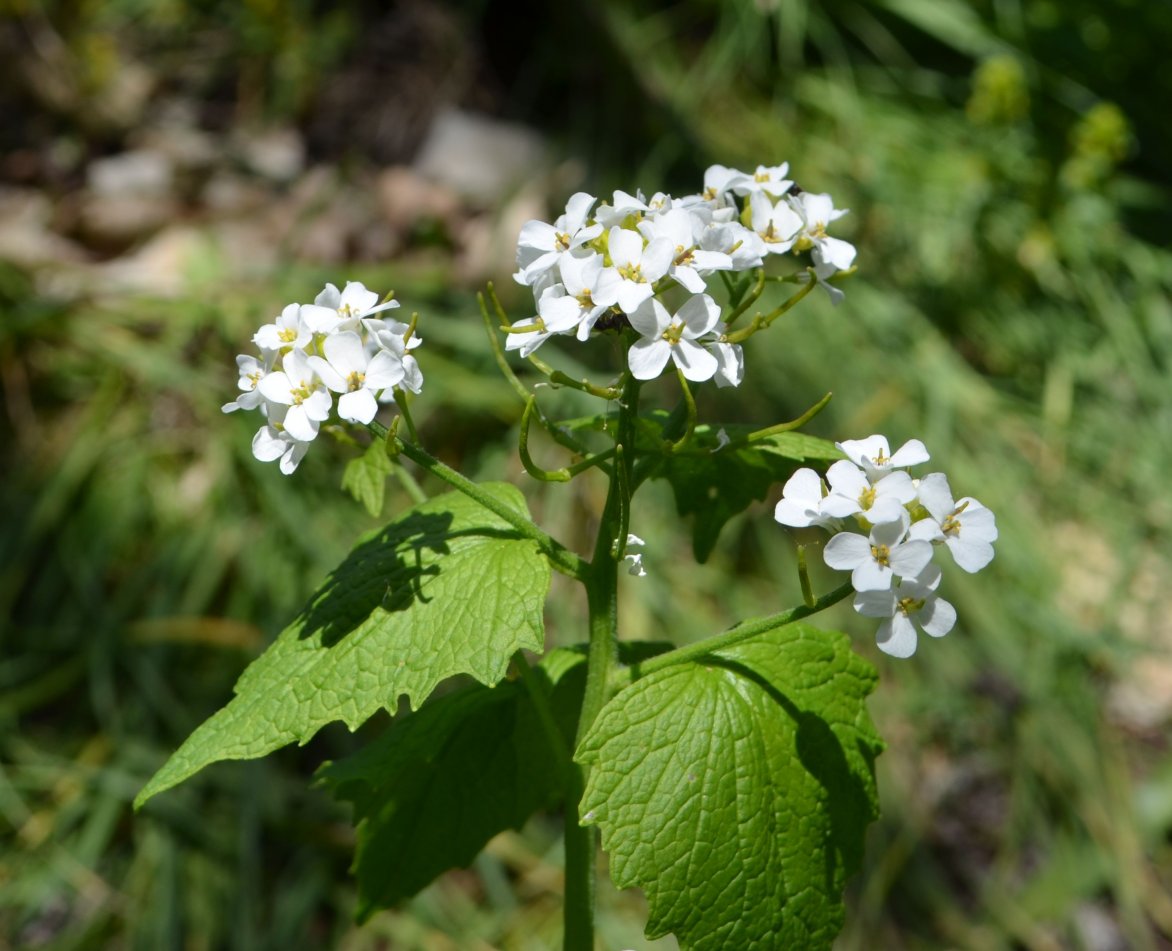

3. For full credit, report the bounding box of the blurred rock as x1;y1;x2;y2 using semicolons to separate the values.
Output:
415;108;546;206
88;226;208;296
75;195;178;252
0;188;88;268
208;220;280;279
202;171;272;217
88;150;173;198
289;208;353;264
76;150;179;251
234;127;305;183
262;166;385;263
376;166;460;235
132;124;219;177
457;185;545;285
87;218;283;297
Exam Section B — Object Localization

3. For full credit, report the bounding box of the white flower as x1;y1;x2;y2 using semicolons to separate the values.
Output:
638;207;732;293
537;252;608;341
513;192;602;286
821;459;916;524
307;331;405;425
708;339;744;388
789;192;856;272
773;468;837;530
623;533;647;577
364;317;422;353
700;221;765;271
733;163;793;198
594;190;650;228
365;320;424;397
503;283;583;357
251;404;311;475
301;282;399;334
696;164;749;205
853;564;957;658
222;352;273;413
836;435;930;480
594;227;674;314
258;349;333;441
253;303;311;352
749;192;803;254
908;472;998;572
627;294;722;382
823;512;933;592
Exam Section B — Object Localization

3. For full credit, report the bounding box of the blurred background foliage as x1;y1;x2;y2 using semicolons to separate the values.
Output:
2;0;1171;948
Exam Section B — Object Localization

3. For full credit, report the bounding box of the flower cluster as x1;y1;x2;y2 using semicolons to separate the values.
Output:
223;282;422;474
774;435;998;658
508;164;856;385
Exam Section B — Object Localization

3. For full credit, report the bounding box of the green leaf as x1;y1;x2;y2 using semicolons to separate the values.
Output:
342;438;394;517
318;647;587;919
318;640;671;918
656;427;842;562
135;484;550;808
576;623;882;950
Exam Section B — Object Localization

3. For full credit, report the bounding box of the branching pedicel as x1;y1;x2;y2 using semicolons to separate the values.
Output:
148;162;997;949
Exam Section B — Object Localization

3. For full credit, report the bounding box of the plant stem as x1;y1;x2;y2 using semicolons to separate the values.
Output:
563;372;639;950
614;580;854;686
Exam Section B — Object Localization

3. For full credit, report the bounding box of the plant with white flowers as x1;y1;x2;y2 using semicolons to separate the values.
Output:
137;163;995;951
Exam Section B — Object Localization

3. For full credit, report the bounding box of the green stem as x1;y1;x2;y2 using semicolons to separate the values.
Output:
613;581;854;687
479;289;595;458
394;391;421;443
722;272;818;345
519;397;616;483
563;374;639;951
512;650;571;772
513;647;592;949
669;370;698;453
722;267;766;328
479;289;537;405
548;369;623;400
370;423;589;582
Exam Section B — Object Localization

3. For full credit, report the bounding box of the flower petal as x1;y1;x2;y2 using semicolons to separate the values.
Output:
919;597;956;638
824;532;871;571
876;613;918;658
627;338;672;381
671;339;719;382
889;539;933;578
338;389;378;424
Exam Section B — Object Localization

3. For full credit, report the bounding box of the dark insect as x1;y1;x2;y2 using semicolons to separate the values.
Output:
592;309;631;334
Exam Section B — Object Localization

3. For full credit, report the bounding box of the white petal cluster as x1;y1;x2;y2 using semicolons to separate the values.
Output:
509;165;857;386
223;282;422;474
774;435;997;658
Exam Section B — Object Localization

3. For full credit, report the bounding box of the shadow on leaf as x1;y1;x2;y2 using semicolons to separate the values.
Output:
707;656;879;887
298;510;454;646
